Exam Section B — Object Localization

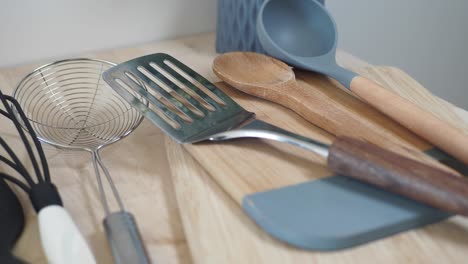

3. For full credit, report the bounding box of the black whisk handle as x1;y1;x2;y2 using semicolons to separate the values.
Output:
29;183;62;212
0;252;27;264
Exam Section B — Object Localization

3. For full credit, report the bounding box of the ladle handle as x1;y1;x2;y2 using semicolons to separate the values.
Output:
350;76;468;165
329;136;468;216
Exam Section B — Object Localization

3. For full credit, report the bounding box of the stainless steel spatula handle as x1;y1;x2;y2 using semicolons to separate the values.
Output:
207;119;330;158
102;53;468;217
209;119;468;217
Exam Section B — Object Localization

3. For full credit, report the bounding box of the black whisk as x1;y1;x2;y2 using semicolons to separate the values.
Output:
0;175;25;264
0;88;60;211
0;90;96;264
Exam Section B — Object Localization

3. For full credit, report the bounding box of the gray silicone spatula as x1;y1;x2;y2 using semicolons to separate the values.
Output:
256;0;468;165
102;53;468;217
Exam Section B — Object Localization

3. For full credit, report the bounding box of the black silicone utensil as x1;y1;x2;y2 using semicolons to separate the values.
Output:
0;89;95;264
0;178;26;264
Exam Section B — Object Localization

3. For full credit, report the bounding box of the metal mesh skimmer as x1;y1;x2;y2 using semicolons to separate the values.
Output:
14;58;149;263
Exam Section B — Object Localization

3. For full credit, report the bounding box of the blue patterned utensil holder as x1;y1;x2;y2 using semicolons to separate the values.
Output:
216;0;325;53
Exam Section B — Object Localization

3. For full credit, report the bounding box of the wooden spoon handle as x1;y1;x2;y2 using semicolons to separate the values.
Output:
328;136;468;216
350;76;468;165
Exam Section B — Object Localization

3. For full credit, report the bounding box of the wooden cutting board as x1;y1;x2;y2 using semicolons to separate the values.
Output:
166;66;468;262
176;65;466;206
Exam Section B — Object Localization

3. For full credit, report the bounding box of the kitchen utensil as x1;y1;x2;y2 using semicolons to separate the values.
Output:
0;89;95;264
14;59;150;264
103;53;468;216
0;178;26;264
166;66;463;251
213;52;466;174
256;0;468;165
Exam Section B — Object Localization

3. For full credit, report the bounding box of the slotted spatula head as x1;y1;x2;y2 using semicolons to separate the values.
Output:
102;53;254;143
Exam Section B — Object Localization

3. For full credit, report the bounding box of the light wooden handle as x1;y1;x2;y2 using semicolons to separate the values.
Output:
350;76;468;165
328;136;468;216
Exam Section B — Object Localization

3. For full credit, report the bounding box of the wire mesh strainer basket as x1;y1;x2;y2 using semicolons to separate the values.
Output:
14;58;150;264
14;58;143;150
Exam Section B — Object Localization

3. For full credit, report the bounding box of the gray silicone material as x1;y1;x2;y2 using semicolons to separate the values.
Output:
242;148;460;250
104;211;150;264
215;0;324;54
256;0;358;87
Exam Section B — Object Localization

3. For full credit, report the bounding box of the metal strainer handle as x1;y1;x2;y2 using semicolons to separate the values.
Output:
92;151;149;264
13;58;150;263
91;151;125;213
104;211;150;264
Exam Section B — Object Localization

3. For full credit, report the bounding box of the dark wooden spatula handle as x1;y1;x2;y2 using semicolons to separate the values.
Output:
328;136;468;216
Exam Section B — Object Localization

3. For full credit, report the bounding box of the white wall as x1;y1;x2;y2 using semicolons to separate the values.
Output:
0;0;217;67
1;0;467;109
327;0;468;109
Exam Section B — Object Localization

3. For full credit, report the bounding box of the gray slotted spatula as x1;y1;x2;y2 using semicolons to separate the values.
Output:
102;53;468;217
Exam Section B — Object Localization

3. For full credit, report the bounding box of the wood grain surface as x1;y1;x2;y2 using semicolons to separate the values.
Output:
212;52;459;175
178;70;467;207
166;64;468;264
167;140;468;264
351;75;468;165
1;33;468;263
0;34;219;264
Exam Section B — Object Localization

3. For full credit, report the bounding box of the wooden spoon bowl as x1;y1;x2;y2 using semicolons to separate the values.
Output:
213;51;460;175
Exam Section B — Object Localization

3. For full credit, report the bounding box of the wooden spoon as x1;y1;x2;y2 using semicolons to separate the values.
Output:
212;51;461;173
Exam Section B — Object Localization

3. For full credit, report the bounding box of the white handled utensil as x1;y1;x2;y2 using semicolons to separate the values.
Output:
14;59;150;264
0;91;95;264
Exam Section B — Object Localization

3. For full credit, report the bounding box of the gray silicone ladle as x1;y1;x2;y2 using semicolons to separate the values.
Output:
256;0;468;165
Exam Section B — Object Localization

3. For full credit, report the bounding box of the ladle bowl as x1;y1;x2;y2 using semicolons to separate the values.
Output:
257;0;468;165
